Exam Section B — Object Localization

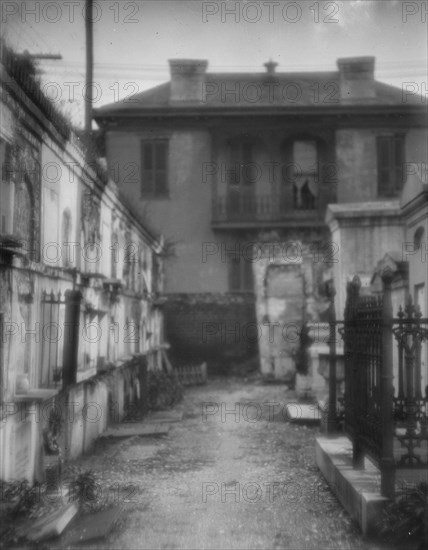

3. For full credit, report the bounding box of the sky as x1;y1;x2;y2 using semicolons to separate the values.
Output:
2;0;427;126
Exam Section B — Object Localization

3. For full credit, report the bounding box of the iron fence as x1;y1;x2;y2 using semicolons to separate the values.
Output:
393;300;428;469
339;273;428;497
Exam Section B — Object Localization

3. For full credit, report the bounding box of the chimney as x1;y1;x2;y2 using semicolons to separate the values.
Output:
168;59;208;103
264;60;278;76
337;57;376;102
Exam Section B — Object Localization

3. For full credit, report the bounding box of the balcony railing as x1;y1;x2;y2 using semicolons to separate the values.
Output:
212;194;319;224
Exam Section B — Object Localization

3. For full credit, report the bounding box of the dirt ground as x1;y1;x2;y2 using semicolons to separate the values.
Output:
47;377;378;550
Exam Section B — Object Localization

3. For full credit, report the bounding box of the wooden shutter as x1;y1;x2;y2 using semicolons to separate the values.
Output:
377;135;405;197
141;142;154;196
154;141;168;196
141;140;168;197
242;257;254;291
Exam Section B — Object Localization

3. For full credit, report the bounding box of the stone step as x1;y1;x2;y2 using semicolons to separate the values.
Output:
16;502;78;542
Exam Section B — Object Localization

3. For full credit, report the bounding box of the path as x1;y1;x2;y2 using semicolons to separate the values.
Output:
53;378;371;550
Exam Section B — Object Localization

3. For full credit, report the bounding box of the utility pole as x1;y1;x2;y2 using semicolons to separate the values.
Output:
85;0;94;135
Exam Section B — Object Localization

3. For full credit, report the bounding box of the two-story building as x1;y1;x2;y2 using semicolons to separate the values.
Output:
95;57;427;379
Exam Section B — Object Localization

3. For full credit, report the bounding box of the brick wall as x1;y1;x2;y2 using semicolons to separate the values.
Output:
163;293;259;374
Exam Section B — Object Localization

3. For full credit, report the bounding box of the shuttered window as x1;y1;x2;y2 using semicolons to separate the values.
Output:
227;249;254;292
141;140;168;197
377;135;405;197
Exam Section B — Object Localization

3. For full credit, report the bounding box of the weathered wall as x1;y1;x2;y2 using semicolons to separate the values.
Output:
0;357;148;482
254;259;304;381
56;357;147;460
326;203;405;320
0;403;40;482
252;242;330;382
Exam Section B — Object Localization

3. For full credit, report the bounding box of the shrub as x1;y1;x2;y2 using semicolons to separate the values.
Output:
147;370;183;411
69;470;98;506
378;482;428;550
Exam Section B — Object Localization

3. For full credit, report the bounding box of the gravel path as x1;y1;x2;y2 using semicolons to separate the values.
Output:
51;378;373;550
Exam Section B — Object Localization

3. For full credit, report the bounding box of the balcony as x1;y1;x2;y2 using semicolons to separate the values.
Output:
212;193;323;229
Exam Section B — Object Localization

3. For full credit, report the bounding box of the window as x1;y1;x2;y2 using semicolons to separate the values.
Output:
141;140;168;197
226;247;254;292
414;227;424;251
226;141;258;218
377;134;405;197
152;253;160;293
292;141;317;210
14;177;33;250
0;139;14;233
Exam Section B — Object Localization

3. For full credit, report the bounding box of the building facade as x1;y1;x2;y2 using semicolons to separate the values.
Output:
95;57;427;378
0;46;165;482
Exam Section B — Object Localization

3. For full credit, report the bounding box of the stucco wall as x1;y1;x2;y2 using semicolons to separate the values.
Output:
336;129;377;202
107;129;227;294
327;205;405;319
336;127;428;204
0;357;148;481
405;128;428;168
251;242;331;381
57;357;146;460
